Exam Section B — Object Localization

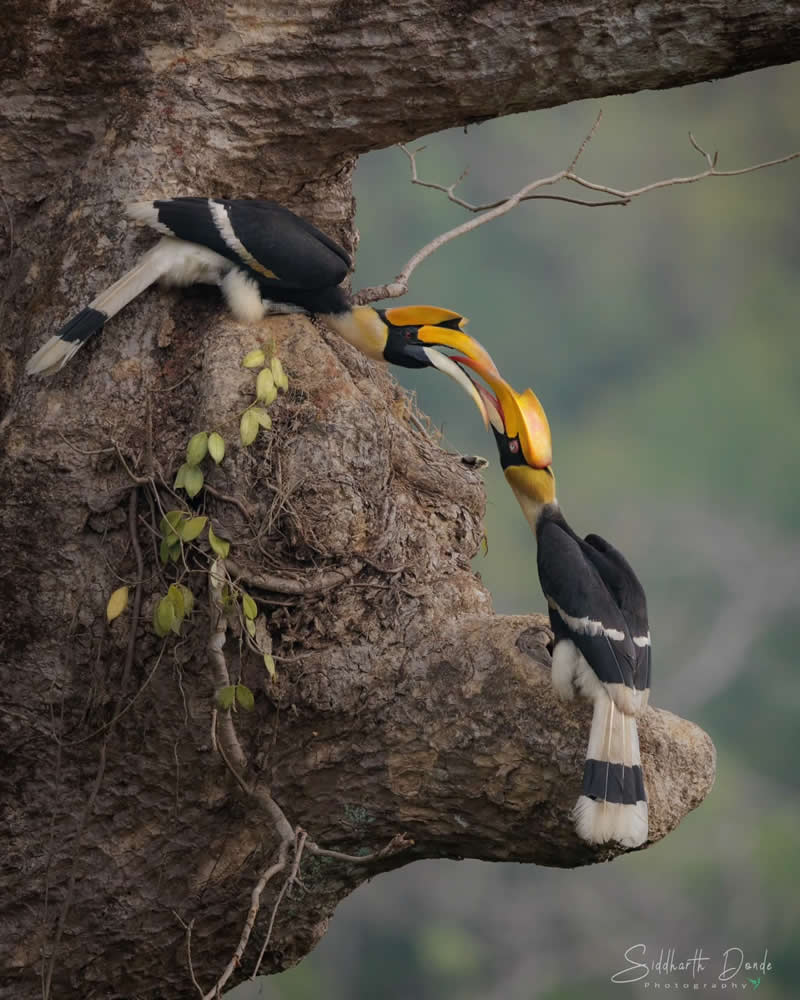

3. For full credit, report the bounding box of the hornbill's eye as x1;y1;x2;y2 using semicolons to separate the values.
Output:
508;439;520;453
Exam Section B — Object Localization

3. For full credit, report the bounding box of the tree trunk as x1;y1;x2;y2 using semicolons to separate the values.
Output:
5;0;784;994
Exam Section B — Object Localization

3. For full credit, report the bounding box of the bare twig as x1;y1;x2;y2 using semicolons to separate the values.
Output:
206;563;297;842
172;913;204;998
55;431;116;457
120;489;144;704
251;829;308;979
214;736;295;843
306;831;415;864
207;563;247;772
202;483;256;525
113;442;151;485
141;491;168;589
567;107;604;170
152;369;196;394
61;643;167;747
201;840;291;1000
272;644;338;663
354;119;800;304
226;557;363;596
0;191;15;332
145;392;154;478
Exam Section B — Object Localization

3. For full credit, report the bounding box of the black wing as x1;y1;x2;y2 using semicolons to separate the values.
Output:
146;198;351;291
537;519;638;691
583;533;650;692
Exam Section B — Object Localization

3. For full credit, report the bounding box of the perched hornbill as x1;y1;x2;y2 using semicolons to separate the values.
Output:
25;197;494;421
458;356;651;848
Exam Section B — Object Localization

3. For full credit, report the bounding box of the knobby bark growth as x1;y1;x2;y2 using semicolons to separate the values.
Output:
4;0;788;994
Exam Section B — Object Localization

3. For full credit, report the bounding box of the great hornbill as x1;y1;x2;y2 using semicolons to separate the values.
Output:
458;356;651;848
25;197;493;422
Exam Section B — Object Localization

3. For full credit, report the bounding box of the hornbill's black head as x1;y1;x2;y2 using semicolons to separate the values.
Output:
325;304;500;427
454;354;556;516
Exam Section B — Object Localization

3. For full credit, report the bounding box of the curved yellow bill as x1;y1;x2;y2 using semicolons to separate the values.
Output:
416;325;500;378
420;348;489;429
456;356;552;468
384;305;465;328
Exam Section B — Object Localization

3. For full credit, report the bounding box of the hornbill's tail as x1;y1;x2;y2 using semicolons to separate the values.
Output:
573;692;648;848
25;239;224;376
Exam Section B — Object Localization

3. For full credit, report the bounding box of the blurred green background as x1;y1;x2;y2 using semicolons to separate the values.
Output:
234;61;800;998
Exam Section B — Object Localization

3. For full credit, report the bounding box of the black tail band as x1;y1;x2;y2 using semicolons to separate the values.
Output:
582;759;646;805
56;307;107;344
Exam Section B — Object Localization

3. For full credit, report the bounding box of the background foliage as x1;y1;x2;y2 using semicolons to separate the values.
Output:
234;61;800;998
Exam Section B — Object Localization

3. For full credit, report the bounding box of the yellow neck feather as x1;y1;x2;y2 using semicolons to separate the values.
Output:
322;307;387;362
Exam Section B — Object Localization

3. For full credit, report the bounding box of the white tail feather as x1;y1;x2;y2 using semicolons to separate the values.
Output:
575;692;648;848
25;336;85;376
26;239;235;375
87;241;174;317
573;796;648;848
25;243;173;376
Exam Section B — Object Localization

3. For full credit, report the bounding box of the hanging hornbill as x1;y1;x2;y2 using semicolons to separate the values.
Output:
25;197;494;422
457;356;651;848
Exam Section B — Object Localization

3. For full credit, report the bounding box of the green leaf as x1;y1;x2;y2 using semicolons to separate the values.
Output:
240;410;259;447
161;510;185;535
216;685;236;710
106;586;129;623
153;604;169;638
263;653;276;679
242;348;266;369
156;596;175;630
186;431;208;466
159;538;172;565
154;596;175;637
174;463;188;490
256;369;276;403
180;515;208;542
167;590;184;622
208;432;225;464
271;357;288;391
242;592;257;620
251;407;272;430
235;684;255;711
178;584;194;615
160;510;185;548
183;464;204;498
167;584;185;621
208;523;230;559
246;617;256;638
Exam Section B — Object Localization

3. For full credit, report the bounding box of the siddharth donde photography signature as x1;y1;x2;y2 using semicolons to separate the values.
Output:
611;944;772;987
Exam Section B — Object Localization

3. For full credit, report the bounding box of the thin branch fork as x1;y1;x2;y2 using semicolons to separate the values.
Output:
354;113;800;304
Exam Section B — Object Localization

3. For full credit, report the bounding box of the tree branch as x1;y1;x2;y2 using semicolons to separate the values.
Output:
355;123;800;304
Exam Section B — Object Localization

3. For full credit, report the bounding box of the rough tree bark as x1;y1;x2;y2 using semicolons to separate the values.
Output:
3;0;788;996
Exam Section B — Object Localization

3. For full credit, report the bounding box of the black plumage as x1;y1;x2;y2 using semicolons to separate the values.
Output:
537;508;651;696
537;506;650;841
147;198;351;313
